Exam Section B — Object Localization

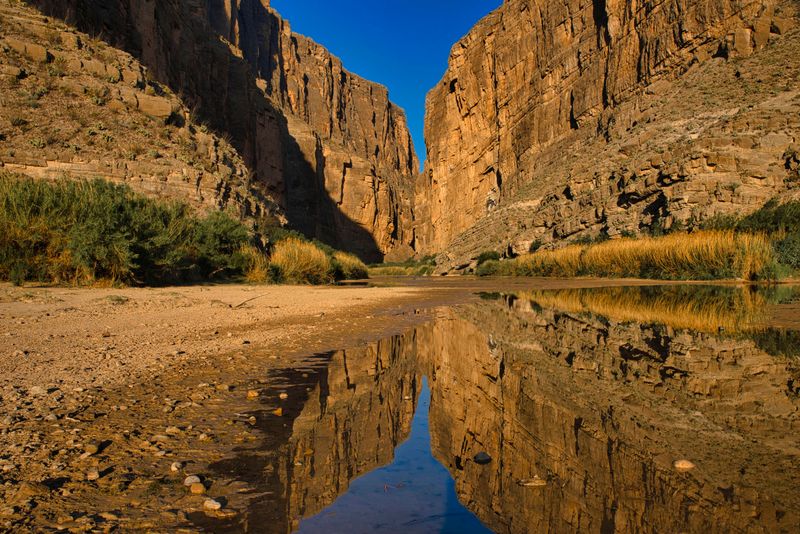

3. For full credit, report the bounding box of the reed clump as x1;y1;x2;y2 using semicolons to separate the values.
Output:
368;255;437;276
269;238;334;285
333;251;369;280
477;231;777;281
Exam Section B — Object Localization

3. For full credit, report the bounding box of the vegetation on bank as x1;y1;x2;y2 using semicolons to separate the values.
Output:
476;200;800;281
477;231;777;281
368;255;437;276
702;199;800;271
0;173;368;286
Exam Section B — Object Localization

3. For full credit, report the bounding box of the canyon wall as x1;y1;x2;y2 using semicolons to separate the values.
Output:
23;0;417;261
0;3;282;221
417;0;800;269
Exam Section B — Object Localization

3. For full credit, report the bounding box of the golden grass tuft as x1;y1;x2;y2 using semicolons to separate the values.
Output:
270;238;333;285
334;251;368;280
479;231;776;280
239;245;270;284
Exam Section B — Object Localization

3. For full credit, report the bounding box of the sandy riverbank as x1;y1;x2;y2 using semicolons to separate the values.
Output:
0;283;429;392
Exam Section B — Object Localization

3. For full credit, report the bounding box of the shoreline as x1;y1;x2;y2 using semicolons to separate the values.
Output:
1;279;798;530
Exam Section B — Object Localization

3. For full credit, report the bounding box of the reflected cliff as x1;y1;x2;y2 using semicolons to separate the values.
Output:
202;285;800;533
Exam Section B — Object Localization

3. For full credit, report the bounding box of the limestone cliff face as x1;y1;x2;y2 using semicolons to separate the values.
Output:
208;1;418;261
418;0;800;268
0;2;280;221
26;0;417;261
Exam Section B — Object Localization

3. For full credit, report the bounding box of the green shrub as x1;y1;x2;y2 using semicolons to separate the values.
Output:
0;173;250;285
704;200;800;271
475;259;501;277
333;251;369;280
476;250;501;265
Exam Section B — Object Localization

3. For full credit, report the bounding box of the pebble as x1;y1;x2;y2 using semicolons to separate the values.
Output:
203;499;222;511
86;468;100;481
29;386;46;396
246;390;260;400
84;443;100;456
279;393;288;400
165;426;181;435
473;452;492;465
170;462;184;473
183;475;201;486
674;459;696;472
190;483;206;495
273;408;283;417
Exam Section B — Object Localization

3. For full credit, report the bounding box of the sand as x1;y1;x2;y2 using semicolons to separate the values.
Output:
0;283;426;392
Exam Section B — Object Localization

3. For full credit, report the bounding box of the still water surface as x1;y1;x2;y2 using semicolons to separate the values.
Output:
205;284;800;533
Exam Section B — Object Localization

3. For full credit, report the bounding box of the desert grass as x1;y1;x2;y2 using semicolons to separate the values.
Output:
478;231;776;281
518;286;771;333
269;238;333;285
333;251;368;280
240;245;271;284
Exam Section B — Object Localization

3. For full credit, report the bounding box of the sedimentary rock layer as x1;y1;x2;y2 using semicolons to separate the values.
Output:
418;0;800;269
0;2;279;220
23;0;417;261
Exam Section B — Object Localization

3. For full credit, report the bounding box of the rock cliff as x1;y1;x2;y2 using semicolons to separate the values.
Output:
19;0;417;261
0;2;281;221
417;0;800;270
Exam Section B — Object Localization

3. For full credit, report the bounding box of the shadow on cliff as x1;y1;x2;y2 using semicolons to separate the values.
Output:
28;0;385;263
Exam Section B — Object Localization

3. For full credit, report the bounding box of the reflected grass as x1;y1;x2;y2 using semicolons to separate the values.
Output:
515;285;797;334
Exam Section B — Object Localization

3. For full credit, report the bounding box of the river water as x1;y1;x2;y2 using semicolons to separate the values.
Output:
202;284;800;533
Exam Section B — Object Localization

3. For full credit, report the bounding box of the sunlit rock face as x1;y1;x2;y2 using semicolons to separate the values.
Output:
27;0;417;261
417;0;800;270
420;293;800;533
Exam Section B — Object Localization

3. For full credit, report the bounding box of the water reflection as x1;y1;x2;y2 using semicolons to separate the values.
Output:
205;285;800;533
298;379;490;533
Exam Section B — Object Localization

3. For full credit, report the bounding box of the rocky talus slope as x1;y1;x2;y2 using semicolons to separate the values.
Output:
0;2;282;221
10;0;417;261
417;0;800;271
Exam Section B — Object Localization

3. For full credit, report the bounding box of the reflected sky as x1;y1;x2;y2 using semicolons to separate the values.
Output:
298;378;491;534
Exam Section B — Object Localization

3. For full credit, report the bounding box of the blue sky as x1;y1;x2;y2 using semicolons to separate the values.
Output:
270;0;501;165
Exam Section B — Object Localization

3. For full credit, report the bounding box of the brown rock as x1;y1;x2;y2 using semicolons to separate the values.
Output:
29;0;418;262
416;0;800;269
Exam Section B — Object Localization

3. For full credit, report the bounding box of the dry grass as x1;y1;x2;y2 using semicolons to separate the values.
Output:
479;231;777;280
518;286;770;333
333;251;368;280
270;238;333;285
240;245;270;284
